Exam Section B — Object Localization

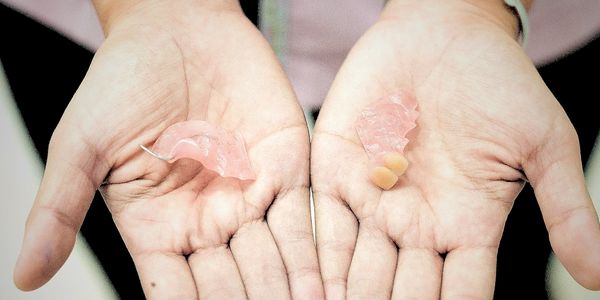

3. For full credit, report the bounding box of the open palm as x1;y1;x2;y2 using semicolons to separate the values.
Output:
14;3;322;299
312;2;600;299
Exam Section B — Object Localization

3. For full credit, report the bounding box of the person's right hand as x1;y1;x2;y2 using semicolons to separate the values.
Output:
13;1;323;299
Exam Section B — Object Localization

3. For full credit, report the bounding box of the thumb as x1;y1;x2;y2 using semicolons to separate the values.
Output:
13;118;110;291
524;116;600;290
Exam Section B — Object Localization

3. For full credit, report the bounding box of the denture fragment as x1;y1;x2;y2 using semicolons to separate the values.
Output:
369;166;399;190
141;120;255;180
383;152;409;177
355;92;418;190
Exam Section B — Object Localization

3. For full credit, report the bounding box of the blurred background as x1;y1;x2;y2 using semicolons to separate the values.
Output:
0;0;599;299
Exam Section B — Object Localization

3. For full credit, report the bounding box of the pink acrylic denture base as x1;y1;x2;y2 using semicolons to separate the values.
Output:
141;120;255;180
355;92;419;165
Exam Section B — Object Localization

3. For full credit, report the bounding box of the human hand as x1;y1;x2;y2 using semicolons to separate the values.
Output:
14;1;323;299
312;0;600;298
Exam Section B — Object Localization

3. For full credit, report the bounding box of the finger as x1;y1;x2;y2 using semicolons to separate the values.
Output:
314;192;358;300
230;220;291;299
188;245;247;299
346;221;397;299
440;246;497;299
14;125;109;290
134;252;198;299
268;187;324;299
391;248;442;299
525;122;600;290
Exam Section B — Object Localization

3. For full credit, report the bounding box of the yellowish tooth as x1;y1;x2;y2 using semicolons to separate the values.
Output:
383;152;409;176
369;166;398;190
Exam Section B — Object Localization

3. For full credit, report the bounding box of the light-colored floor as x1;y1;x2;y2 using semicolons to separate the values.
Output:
0;60;598;299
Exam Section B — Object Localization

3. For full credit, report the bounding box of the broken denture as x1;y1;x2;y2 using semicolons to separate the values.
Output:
140;120;256;180
355;92;418;190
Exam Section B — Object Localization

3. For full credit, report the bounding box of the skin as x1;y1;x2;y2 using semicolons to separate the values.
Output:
13;1;323;299
312;0;600;299
13;0;598;298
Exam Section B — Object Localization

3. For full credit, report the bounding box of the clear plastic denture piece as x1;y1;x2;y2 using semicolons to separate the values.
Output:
141;120;255;180
355;92;418;189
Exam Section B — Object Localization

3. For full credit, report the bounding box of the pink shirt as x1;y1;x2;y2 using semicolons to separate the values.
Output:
2;0;599;109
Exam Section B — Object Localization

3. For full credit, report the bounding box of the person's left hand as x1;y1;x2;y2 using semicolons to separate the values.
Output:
312;1;600;299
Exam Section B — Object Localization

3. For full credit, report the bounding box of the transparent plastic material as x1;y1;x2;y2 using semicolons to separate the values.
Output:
141;120;255;180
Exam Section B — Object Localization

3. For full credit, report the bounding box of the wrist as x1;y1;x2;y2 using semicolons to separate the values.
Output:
92;0;240;35
382;0;533;43
463;0;533;43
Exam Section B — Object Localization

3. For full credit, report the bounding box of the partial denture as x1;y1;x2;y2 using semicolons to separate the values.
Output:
355;92;418;190
141;120;255;180
369;166;399;190
383;152;409;176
